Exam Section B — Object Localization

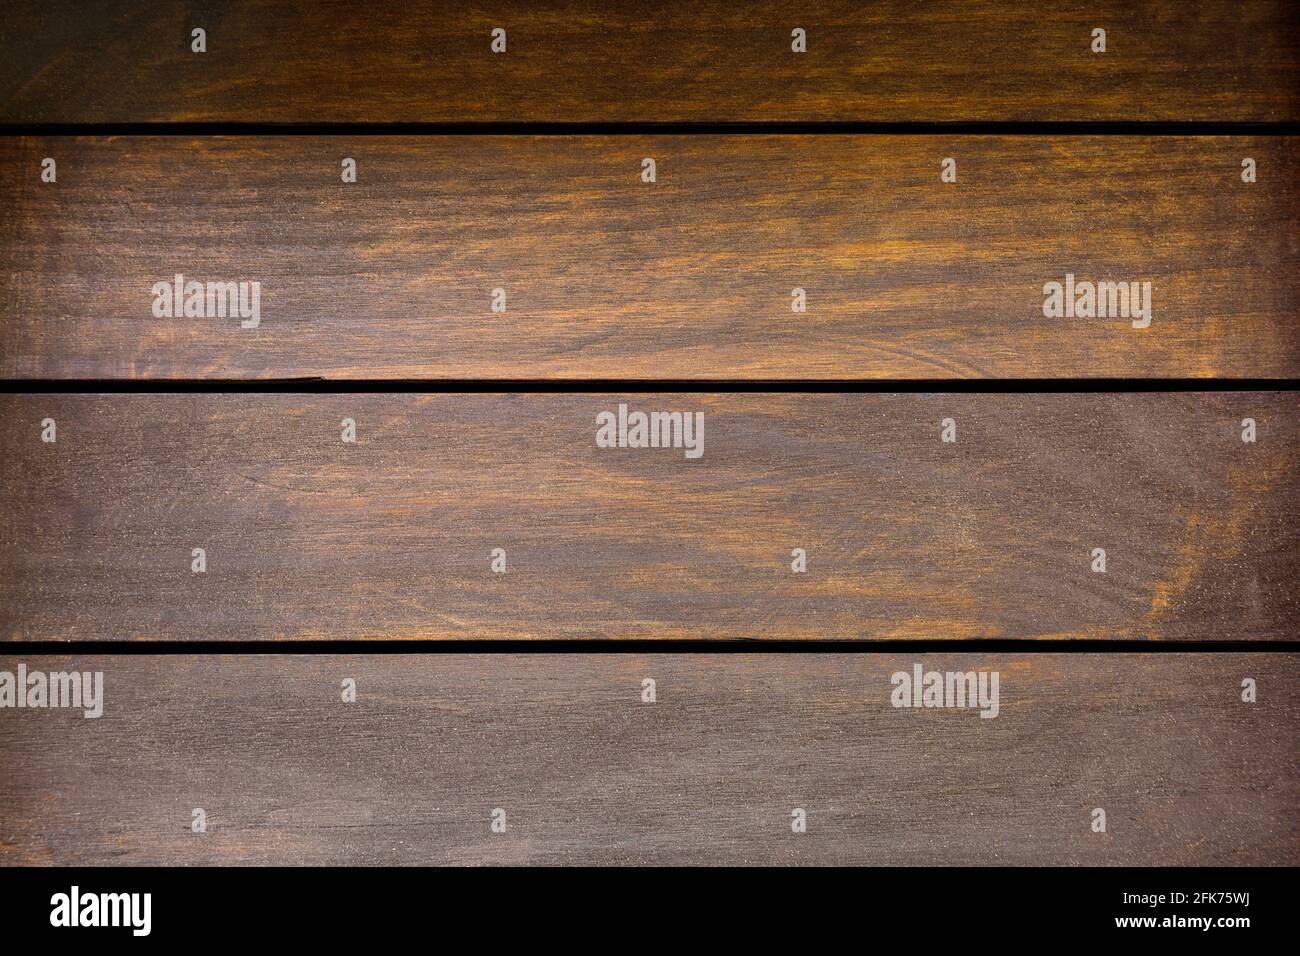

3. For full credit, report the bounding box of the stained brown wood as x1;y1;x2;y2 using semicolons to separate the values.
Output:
2;135;1297;379
0;653;1294;865
2;1;1298;122
1;392;1294;641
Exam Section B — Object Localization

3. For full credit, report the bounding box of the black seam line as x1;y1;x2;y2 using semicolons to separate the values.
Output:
2;121;1298;136
2;640;1296;654
2;379;1297;394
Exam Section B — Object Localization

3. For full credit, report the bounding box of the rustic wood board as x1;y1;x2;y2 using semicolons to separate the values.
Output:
2;135;1297;379
0;653;1294;865
1;393;1294;641
2;1;1297;122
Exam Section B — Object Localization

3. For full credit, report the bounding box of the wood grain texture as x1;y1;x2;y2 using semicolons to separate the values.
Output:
2;1;1298;122
1;653;1294;865
2;135;1297;379
1;393;1295;641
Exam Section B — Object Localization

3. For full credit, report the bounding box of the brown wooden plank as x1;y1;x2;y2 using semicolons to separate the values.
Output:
1;392;1294;641
0;653;1294;865
1;1;1297;123
2;135;1297;379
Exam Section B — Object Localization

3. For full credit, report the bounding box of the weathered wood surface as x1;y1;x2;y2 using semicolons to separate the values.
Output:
0;653;1294;865
2;1;1297;122
2;135;1296;380
1;393;1294;641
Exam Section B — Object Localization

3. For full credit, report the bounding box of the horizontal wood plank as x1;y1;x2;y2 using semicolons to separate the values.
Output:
0;653;1294;865
1;393;1295;641
2;135;1297;379
1;1;1297;122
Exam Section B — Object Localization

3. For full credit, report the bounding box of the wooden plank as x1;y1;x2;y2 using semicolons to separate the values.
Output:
1;1;1297;123
2;135;1297;380
1;392;1294;641
0;653;1294;865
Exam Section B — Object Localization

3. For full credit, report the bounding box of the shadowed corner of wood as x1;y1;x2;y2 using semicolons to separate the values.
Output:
1140;458;1283;638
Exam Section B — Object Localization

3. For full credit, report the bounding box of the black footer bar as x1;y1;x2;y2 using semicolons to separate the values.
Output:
0;865;1278;943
